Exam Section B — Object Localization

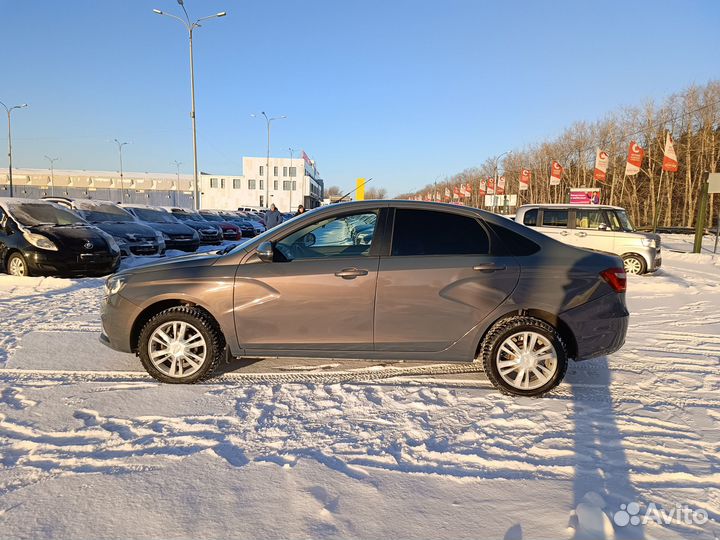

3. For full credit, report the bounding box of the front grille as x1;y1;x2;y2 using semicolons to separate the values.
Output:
173;235;194;240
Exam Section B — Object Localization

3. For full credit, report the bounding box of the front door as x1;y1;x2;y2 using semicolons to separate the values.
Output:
374;208;520;353
570;208;616;253
234;210;382;352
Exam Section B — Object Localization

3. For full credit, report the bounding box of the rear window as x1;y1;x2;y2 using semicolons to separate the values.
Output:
542;209;568;227
523;208;538;226
391;209;490;256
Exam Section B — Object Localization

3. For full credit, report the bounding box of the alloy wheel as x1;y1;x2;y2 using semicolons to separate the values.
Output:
623;257;643;275
495;331;558;391
148;321;207;378
8;256;26;277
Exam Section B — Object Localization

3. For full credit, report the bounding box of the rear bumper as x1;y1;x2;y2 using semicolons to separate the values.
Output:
560;292;629;361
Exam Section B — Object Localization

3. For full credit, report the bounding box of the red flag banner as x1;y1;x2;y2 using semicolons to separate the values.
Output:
519;169;531;191
465;182;472;194
662;133;678;172
487;177;495;195
453;185;460;199
478;178;487;196
550;161;563;186
594;149;609;183
444;187;451;199
624;141;644;176
497;176;506;195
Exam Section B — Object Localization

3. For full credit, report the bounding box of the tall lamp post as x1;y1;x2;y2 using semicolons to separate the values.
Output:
492;150;511;214
251;112;286;209
288;147;294;211
172;160;182;206
153;2;226;211
114;139;129;203
44;155;60;196
1;101;28;198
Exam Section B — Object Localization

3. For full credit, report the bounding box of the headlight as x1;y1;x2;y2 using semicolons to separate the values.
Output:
22;231;58;251
641;238;656;248
162;232;171;240
192;231;199;240
115;237;128;246
101;233;120;252
104;275;127;296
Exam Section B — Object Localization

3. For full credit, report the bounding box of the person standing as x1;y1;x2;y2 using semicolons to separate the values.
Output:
294;204;305;216
265;204;283;228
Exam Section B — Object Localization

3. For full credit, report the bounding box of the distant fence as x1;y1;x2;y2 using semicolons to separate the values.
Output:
0;184;195;208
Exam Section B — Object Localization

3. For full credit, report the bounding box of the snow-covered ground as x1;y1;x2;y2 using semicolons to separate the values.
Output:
0;236;718;539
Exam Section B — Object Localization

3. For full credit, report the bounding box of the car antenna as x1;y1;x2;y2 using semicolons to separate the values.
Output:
336;177;372;203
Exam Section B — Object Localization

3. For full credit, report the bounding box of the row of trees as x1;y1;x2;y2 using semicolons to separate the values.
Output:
325;185;388;200
399;81;720;228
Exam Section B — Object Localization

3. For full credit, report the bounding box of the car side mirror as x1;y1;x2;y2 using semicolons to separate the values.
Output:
598;223;609;231
0;214;7;231
257;241;274;263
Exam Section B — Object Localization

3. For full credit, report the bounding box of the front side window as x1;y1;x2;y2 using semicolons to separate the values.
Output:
541;209;568;228
574;209;604;230
275;211;378;261
391;209;490;256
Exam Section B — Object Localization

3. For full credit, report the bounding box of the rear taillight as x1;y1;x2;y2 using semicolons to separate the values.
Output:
600;267;627;293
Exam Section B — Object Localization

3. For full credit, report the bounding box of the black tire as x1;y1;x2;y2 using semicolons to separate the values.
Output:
622;254;646;275
6;252;31;277
137;306;225;384
481;316;568;397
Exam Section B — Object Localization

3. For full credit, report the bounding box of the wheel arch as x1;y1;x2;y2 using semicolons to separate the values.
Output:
620;252;648;274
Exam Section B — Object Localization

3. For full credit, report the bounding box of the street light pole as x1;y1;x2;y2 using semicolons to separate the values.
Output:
153;3;226;211
173;160;182;206
44;155;60;196
252;112;286;209
288;147;294;211
114;139;128;203
1;101;28;198
492;150;511;214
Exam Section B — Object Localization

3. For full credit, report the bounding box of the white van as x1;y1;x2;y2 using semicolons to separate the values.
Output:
515;204;661;275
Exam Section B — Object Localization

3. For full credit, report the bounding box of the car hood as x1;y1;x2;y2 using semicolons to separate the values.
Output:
29;224;112;251
180;220;221;233
118;250;221;276
89;221;158;238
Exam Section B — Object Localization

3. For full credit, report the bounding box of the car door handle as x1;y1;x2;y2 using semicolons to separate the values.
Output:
334;268;369;279
575;231;588;237
473;263;506;273
559;230;569;236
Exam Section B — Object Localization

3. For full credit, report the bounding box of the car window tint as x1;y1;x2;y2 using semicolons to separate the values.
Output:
275;212;377;261
391;209;489;256
486;222;540;256
541;209;568;227
523;208;538;226
574;209;605;230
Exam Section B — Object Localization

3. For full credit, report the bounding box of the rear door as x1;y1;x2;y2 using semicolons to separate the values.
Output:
536;208;572;244
373;208;519;353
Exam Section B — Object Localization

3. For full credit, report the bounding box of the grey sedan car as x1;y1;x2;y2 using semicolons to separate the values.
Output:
100;201;629;396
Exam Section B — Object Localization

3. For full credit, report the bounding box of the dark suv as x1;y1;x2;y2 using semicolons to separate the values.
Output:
161;207;223;245
100;201;629;396
122;205;200;253
0;198;121;277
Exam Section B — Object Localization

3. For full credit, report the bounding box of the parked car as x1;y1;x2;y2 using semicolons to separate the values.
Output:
0;198;121;277
100;200;629;396
214;211;258;238
514;204;661;275
44;197;164;257
160;207;223;245
122;205;200;253
197;210;242;241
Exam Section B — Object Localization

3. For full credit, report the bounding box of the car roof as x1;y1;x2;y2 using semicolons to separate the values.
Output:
0;197;57;204
518;203;625;210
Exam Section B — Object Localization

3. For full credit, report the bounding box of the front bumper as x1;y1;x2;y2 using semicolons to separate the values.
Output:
118;240;164;257
165;237;201;252
26;249;121;277
561;292;629;361
222;230;242;241
100;292;142;353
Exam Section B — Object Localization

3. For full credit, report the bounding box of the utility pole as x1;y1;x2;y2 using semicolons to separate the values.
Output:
1;101;28;198
114;139;129;203
173;160;182;206
693;172;710;254
252;112;286;209
288;147;294;212
44;155;60;196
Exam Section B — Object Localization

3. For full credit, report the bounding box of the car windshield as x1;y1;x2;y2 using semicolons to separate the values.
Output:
612;210;636;232
7;202;86;227
173;211;205;222
132;208;178;223
200;213;224;222
75;201;134;223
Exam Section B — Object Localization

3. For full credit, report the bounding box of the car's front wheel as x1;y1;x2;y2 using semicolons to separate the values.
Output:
138;306;225;383
6;252;31;277
622;254;646;275
481;316;568;397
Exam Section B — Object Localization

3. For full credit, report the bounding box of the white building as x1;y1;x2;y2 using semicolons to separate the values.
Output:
199;155;323;212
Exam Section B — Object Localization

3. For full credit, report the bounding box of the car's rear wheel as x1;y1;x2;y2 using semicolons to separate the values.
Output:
622;254;646;275
481;316;568;397
7;252;31;277
138;306;224;384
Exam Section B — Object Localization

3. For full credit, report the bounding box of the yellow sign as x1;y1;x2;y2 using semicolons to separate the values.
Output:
356;178;365;201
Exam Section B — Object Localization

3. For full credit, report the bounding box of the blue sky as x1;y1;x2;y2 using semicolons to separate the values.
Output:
1;0;718;195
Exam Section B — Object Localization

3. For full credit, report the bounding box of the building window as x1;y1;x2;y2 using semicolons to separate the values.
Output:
274;180;278;190
259;165;264;176
210;178;219;188
273;166;278;176
259;179;264;190
289;167;297;177
283;180;292;191
283;166;288;177
292;180;297;190
248;179;256;190
259;195;264;207
233;178;242;189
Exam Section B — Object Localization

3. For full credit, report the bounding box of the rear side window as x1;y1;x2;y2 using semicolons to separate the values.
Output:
542;209;568;227
391;209;489;256
523;209;538;226
486;222;540;256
